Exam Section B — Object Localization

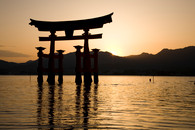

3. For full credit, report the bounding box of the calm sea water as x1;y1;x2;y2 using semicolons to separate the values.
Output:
0;75;195;129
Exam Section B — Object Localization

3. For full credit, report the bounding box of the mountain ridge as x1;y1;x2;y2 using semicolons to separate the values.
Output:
0;46;195;75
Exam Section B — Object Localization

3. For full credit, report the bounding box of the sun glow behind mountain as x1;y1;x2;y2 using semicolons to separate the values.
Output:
110;51;118;56
0;0;194;63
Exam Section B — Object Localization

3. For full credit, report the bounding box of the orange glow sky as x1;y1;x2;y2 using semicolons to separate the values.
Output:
0;0;194;63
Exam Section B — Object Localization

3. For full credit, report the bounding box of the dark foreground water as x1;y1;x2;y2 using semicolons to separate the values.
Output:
0;76;195;129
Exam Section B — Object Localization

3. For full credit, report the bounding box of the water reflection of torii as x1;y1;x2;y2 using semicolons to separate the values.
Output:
30;13;113;85
37;84;63;129
75;85;99;129
37;84;99;129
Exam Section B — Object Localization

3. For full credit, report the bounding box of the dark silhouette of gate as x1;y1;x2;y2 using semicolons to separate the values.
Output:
30;13;113;85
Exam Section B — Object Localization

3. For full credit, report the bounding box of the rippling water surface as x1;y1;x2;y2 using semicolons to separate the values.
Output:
0;75;195;129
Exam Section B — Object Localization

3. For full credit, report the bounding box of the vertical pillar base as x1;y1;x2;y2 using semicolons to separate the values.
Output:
84;72;92;85
58;72;63;85
94;72;98;84
47;73;55;85
36;47;45;85
37;73;43;85
74;45;83;85
92;48;100;85
57;50;64;85
75;72;82;85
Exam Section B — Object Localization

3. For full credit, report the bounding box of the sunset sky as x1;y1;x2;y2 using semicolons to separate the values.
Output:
0;0;194;63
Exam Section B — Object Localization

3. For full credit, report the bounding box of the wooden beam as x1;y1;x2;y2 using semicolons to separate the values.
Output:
29;13;113;31
39;34;102;41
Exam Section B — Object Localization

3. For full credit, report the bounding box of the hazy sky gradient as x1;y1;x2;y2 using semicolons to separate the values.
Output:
0;0;194;62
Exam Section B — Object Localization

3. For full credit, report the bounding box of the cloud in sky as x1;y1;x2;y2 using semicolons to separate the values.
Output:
0;45;16;48
0;50;30;57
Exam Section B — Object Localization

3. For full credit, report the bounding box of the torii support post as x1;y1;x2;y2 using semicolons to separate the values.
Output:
83;29;92;85
92;49;100;84
74;45;83;85
57;50;65;85
36;47;45;85
47;31;56;85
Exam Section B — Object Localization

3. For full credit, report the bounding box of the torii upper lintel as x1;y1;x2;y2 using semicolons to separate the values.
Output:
29;13;113;32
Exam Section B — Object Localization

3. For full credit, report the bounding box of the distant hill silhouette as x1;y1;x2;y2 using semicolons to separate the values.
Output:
0;46;195;75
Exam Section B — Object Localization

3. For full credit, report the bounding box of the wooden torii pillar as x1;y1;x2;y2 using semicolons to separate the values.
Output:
47;31;56;85
36;47;45;85
83;29;92;85
30;13;113;85
57;50;65;85
74;45;83;85
92;48;100;84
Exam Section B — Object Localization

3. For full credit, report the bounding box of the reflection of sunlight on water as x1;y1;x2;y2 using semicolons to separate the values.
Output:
0;76;195;129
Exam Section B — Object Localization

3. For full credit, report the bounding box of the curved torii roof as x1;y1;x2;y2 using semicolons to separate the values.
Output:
29;13;113;32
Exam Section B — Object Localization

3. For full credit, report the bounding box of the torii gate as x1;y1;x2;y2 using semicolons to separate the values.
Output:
30;13;113;85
